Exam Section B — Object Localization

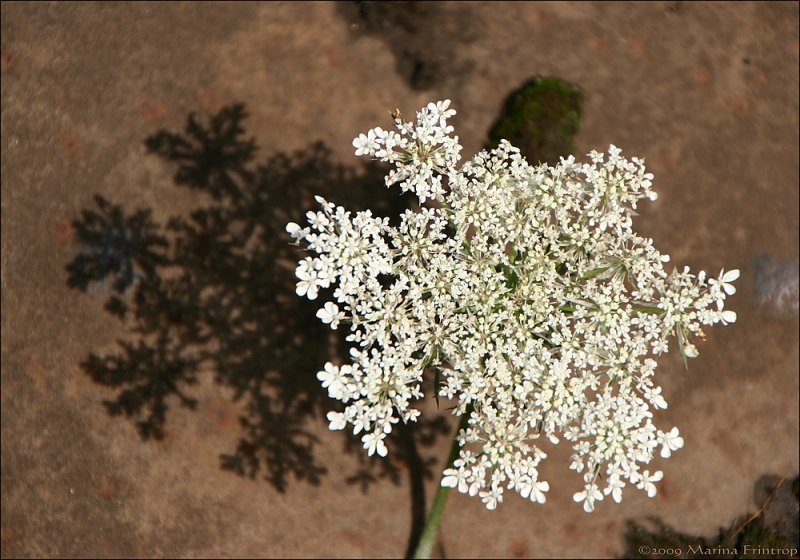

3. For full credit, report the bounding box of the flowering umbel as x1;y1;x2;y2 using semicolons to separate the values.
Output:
286;100;738;511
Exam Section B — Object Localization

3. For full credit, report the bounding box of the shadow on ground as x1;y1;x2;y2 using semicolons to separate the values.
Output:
336;1;479;91
66;104;450;557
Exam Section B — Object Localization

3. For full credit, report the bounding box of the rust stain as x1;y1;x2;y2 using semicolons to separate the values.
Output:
729;95;752;117
690;64;713;91
0;525;17;557
1;49;17;73
197;89;228;114
509;538;529;558
562;521;579;539
536;9;557;24
59;134;82;155
325;46;343;68
592;38;609;56
99;476;121;500
140;96;168;123
339;528;367;550
651;153;674;174
206;397;239;432
52;218;75;248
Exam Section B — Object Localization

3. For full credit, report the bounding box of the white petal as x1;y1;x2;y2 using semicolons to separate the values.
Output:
723;284;737;296
326;411;346;431
721;310;737;324
285;222;303;239
723;269;740;282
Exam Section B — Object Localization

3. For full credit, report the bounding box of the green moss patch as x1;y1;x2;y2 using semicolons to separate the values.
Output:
487;76;583;165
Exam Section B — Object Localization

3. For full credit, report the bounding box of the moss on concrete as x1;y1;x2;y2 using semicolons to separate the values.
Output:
487;76;583;165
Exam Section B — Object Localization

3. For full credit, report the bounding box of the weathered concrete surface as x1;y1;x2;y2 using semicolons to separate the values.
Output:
1;2;797;558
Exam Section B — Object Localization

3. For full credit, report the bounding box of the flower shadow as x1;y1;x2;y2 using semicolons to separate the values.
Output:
66;105;450;553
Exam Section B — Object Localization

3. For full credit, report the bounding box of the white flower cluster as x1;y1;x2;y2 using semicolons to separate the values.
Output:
286;100;738;511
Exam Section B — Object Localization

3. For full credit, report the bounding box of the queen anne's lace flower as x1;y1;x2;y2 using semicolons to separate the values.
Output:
287;100;738;511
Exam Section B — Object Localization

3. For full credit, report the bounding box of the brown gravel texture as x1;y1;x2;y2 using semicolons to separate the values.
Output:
2;2;798;558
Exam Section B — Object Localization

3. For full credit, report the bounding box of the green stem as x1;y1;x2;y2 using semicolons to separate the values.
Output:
411;411;471;560
632;305;664;315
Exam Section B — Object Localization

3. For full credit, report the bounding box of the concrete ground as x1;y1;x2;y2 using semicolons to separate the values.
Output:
2;2;798;558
